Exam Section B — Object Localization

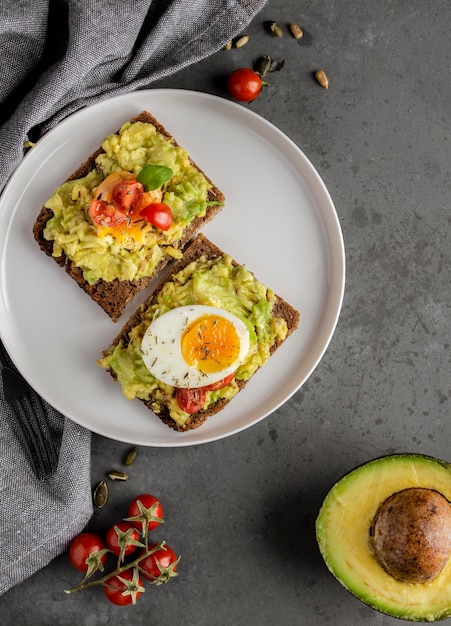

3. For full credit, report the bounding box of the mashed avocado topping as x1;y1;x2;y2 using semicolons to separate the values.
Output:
43;121;218;284
98;254;288;426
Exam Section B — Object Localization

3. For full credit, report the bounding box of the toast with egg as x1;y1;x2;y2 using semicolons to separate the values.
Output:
33;112;225;322
98;234;300;432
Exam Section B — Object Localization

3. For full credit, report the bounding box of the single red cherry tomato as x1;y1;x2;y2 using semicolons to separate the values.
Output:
139;543;179;583
103;567;144;606
140;203;173;230
227;67;262;102
89;199;127;227
176;387;207;413
112;180;144;213
105;522;141;558
68;532;107;572
127;494;164;533
201;372;235;391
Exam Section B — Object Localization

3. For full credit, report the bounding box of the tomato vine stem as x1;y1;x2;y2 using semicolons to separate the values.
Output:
64;541;166;594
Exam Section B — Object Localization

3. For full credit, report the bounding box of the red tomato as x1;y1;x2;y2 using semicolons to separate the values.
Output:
140;203;173;230
227;68;262;102
202;372;235;391
139;543;179;583
89;199;127;227
176;387;207;413
103;567;144;606
68;532;107;572
127;494;164;533
112;180;144;213
106;522;141;559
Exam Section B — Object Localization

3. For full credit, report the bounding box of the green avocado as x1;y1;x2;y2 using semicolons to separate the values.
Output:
43;121;216;284
316;454;451;622
98;253;288;426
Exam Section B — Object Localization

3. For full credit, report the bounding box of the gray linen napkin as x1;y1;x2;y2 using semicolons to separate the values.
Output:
0;0;266;594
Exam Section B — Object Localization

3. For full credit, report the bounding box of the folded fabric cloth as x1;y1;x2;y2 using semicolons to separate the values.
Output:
0;0;266;594
0;0;266;192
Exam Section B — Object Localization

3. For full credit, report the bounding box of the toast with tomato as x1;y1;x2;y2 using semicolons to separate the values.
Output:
33;112;225;321
98;234;300;432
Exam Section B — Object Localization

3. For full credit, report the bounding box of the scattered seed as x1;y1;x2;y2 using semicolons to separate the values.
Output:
223;40;232;51
288;22;303;39
265;20;283;37
269;58;285;73
234;35;249;48
254;55;272;78
108;470;129;481
124;446;138;466
93;480;108;508
315;69;329;89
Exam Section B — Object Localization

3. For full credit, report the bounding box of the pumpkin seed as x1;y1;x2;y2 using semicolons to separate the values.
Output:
254;55;272;78
266;21;283;37
269;58;285;73
315;69;329;89
288;22;303;39
124;446;138;466
93;480;108;508
108;470;129;481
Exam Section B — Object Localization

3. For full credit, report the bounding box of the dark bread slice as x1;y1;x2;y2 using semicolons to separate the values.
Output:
33;112;225;322
101;234;300;432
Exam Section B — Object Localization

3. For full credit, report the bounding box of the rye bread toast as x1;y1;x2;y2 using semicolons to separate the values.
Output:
99;234;300;432
33;112;225;322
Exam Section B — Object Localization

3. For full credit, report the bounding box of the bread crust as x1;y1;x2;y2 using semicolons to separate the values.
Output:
102;234;300;432
33;112;225;322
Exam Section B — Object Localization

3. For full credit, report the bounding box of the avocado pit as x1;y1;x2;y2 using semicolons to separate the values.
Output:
370;487;451;583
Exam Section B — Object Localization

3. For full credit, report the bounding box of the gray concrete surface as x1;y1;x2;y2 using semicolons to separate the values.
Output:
1;0;450;624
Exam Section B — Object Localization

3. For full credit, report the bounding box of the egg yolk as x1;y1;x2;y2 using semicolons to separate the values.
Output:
181;315;241;374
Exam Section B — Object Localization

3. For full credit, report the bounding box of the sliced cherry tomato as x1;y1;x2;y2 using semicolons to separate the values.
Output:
227;67;262;102
105;522;142;560
201;372;235;391
89;199;127;227
68;532;107;572
176;387;207;414
93;171;135;204
104;567;144;606
140;203;173;231
127;494;164;533
139;543;180;584
112;180;144;213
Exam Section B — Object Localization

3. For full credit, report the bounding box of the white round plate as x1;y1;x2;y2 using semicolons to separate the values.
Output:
0;89;345;446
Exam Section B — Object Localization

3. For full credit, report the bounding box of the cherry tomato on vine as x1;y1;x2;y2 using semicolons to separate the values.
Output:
103;567;144;606
176;387;207;413
227;67;263;102
112;180;144;213
140;203;173;230
68;532;107;572
139;543;180;583
106;522;142;559
127;494;164;533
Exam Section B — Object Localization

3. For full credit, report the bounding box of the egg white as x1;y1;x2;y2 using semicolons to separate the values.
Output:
140;305;250;388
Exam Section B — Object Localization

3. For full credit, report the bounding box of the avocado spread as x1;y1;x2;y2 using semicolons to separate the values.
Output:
316;454;451;622
43;121;217;284
98;253;288;426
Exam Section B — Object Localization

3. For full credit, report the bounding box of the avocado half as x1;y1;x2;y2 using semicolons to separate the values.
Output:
315;454;451;622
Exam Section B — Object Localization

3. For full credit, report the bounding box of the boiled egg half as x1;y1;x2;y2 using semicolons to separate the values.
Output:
140;305;250;388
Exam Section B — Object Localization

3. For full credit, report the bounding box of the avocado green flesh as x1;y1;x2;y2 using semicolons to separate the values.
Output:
98;254;288;426
43;121;217;284
316;454;451;622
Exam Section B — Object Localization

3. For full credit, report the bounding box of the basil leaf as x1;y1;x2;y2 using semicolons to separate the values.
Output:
137;164;173;191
